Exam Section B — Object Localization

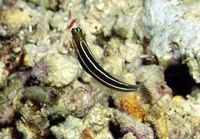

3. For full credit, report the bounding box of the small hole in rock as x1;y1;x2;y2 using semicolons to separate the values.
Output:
48;115;65;126
164;64;196;97
5;63;10;68
160;85;165;90
108;96;116;108
109;122;124;139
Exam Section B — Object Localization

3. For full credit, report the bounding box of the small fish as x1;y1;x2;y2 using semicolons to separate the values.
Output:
71;27;151;100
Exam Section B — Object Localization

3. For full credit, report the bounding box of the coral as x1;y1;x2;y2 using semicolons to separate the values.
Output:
103;55;123;76
0;79;23;125
0;36;26;88
23;86;51;104
172;95;185;102
114;93;149;122
183;1;200;23
16;120;37;139
8;71;30;86
113;9;142;39
25;0;59;10
145;94;200;138
83;104;113;133
41;53;78;87
83;104;114;139
0;107;14;125
50;115;84;139
0;7;31;37
0;61;9;88
17;103;50;138
119;40;143;64
139;0;200;83
51;104;114;139
30;61;48;80
26;60;49;85
53;86;95;117
121;132;136;139
0;0;199;138
111;109;154;139
0;128;14;139
188;87;200;103
145;103;168;139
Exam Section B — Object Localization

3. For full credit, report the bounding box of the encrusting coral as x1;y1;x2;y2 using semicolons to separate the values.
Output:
114;93;149;122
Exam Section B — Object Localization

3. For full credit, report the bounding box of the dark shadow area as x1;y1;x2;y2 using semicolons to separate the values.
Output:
164;64;196;97
48;115;65;126
12;126;23;139
108;96;116;108
0;112;23;139
45;131;57;139
109;122;124;139
45;115;66;138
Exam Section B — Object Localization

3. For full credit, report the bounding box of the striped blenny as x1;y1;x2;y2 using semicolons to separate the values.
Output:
71;27;150;99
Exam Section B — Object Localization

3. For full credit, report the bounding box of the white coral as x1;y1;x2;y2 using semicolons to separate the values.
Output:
139;0;200;83
41;53;78;87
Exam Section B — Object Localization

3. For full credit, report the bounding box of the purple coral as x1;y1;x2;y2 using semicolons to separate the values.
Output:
26;61;48;85
30;61;48;79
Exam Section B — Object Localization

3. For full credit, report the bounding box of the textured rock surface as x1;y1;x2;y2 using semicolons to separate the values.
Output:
139;0;200;83
41;53;78;87
0;8;31;36
0;0;199;138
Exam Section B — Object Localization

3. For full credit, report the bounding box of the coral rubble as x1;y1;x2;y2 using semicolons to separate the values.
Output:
0;0;199;139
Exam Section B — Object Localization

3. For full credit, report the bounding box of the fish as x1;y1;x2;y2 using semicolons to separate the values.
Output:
71;27;151;100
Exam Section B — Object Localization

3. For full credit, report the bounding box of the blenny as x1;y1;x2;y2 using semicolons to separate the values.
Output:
71;27;151;100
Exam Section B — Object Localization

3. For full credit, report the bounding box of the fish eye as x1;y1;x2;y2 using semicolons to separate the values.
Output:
71;27;82;35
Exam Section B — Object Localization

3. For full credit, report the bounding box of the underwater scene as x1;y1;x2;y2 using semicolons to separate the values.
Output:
0;0;199;139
